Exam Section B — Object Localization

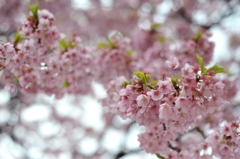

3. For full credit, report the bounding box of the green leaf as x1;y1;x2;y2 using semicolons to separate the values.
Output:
59;39;76;51
207;64;227;74
134;71;145;79
196;54;207;74
97;43;109;49
59;39;68;51
196;54;227;75
28;4;38;19
123;81;130;87
171;76;178;86
13;76;19;83
69;43;76;48
156;154;165;159
150;80;158;85
134;71;154;87
107;38;115;47
158;36;165;43
14;32;25;45
0;66;5;71
195;31;202;41
62;81;70;88
145;74;151;83
125;50;133;57
151;23;161;31
59;39;68;47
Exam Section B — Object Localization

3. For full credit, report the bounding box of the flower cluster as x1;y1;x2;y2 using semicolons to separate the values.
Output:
19;8;59;49
177;120;240;159
0;6;95;98
0;42;16;68
1;4;239;159
95;33;135;85
104;56;228;157
204;120;240;159
176;31;215;66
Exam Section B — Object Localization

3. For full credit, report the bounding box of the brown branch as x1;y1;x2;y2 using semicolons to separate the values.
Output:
115;149;141;159
167;141;181;152
176;0;240;29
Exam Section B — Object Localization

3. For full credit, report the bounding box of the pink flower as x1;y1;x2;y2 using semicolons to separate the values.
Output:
147;89;163;101
21;39;35;53
0;43;15;58
222;125;232;136
200;83;212;97
175;97;190;113
166;57;179;69
136;94;149;107
158;79;172;94
38;9;54;20
163;130;176;140
219;145;232;156
166;150;178;159
4;83;17;94
213;81;225;96
119;89;128;96
3;43;15;54
159;103;172;120
181;63;195;79
38;18;50;30
177;111;188;124
206;132;220;144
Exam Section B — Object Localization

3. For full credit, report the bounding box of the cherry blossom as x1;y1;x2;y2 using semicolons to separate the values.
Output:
0;1;240;159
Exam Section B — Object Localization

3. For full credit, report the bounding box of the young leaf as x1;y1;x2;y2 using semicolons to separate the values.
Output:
13;76;19;83
123;81;130;87
59;39;68;51
97;43;109;49
59;39;76;51
69;43;76;48
158;36;165;43
150;80;158;85
195;31;202;41
145;74;151;83
28;4;38;19
156;154;165;159
0;66;5;71
125;50;133;57
14;32;25;45
108;38;116;48
207;64;227;74
134;71;145;79
62;81;70;88
171;76;178;86
196;54;207;74
151;23;161;31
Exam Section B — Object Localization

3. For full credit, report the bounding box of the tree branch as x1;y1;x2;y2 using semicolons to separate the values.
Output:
176;0;240;29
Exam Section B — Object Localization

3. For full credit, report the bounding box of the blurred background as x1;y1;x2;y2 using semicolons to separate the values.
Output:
0;0;240;159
